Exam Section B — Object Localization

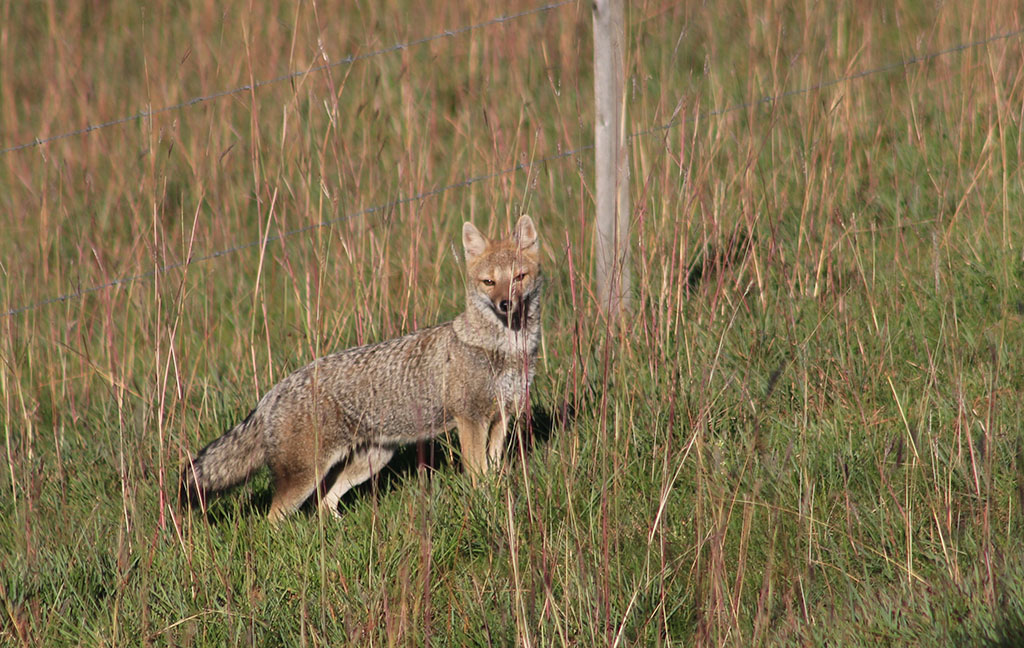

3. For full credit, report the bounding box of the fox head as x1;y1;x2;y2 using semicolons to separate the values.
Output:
463;215;541;331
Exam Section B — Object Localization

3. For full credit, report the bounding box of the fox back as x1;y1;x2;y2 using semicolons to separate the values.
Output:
181;215;542;522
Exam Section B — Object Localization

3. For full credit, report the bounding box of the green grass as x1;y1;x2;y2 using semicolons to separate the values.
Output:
3;0;1024;645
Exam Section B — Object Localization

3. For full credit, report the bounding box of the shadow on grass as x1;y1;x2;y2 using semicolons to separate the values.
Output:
330;402;575;515
980;611;1024;648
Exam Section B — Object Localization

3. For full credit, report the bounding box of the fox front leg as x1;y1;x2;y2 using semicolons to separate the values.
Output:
454;415;490;482
485;414;508;470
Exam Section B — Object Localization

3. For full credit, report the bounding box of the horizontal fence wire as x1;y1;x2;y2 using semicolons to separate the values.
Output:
631;24;1024;141
0;145;587;320
3;25;1023;320
0;0;575;157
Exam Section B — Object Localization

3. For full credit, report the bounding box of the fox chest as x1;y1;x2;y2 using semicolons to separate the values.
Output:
453;346;535;414
492;361;533;412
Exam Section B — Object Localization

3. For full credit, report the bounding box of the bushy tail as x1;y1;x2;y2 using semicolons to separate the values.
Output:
180;409;267;506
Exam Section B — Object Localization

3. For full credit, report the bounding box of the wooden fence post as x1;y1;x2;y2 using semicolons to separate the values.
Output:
593;0;631;323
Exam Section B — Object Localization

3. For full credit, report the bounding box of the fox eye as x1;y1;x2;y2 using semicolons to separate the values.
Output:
513;273;527;283
481;278;496;287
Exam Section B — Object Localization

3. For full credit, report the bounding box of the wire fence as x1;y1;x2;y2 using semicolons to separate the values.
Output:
631;25;1024;141
0;0;575;157
3;12;1022;320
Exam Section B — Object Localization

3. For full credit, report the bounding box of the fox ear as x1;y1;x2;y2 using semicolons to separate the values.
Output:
514;214;538;253
463;222;488;261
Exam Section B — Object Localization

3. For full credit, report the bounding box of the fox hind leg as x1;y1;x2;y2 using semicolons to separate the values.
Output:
318;445;395;518
268;463;319;523
267;441;350;523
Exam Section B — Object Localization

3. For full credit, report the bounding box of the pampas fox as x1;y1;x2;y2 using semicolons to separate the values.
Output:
181;215;541;522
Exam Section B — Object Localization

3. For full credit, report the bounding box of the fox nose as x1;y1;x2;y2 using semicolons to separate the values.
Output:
498;299;511;314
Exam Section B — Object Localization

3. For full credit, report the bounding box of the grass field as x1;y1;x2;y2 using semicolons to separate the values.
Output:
3;0;1024;645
